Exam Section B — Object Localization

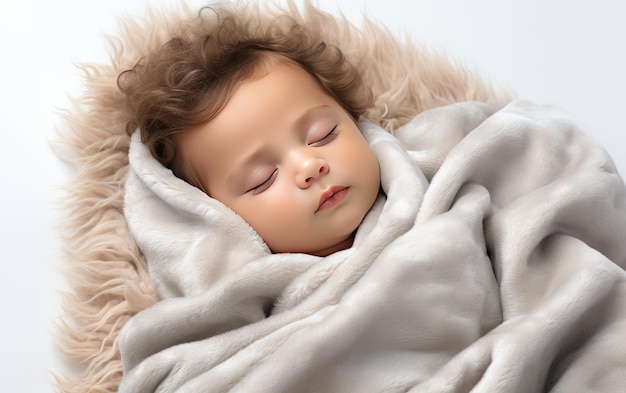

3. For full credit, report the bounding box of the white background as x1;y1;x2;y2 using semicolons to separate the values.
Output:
1;0;624;391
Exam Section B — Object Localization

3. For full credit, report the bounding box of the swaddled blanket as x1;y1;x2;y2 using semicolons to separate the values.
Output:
120;100;626;392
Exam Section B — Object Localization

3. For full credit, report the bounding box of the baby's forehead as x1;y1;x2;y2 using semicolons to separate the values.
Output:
246;55;317;87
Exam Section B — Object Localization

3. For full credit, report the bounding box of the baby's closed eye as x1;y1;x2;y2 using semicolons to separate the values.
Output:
248;168;278;194
308;125;338;147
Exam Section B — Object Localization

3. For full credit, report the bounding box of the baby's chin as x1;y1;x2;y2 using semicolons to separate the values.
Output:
268;231;356;257
304;207;374;256
308;233;356;257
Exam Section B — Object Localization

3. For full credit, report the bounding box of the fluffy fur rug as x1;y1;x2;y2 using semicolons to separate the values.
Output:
54;1;507;391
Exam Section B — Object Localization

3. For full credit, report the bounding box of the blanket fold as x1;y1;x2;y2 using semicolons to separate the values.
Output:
120;100;626;392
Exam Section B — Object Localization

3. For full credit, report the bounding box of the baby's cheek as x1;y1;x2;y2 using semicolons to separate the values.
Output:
268;210;316;253
240;199;300;242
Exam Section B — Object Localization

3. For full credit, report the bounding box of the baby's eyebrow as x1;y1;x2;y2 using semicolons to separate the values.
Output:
226;148;265;185
295;104;332;131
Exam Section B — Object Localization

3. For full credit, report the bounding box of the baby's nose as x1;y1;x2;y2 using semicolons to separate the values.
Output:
295;157;329;189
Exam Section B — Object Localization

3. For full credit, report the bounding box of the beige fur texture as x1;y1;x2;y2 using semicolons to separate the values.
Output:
54;1;509;391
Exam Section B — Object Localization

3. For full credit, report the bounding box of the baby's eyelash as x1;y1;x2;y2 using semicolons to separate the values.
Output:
248;169;277;194
310;125;338;146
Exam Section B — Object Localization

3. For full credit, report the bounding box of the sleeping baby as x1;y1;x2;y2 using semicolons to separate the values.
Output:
117;3;626;392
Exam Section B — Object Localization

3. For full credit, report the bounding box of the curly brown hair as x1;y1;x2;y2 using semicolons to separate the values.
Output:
117;3;372;187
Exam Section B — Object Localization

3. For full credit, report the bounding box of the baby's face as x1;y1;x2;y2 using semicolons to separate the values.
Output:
177;60;380;256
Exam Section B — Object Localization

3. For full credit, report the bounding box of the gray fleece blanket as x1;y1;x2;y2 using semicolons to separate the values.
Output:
119;101;626;392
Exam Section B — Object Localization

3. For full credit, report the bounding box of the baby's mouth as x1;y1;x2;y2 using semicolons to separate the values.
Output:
316;186;349;212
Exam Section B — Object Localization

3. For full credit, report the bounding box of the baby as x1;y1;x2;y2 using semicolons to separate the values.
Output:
117;5;626;393
119;9;381;256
